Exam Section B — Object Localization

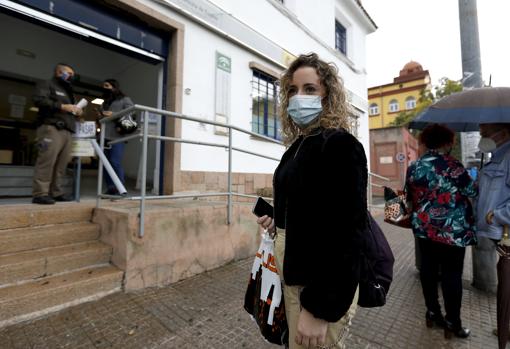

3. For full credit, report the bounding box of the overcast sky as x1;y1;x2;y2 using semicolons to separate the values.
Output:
362;0;510;89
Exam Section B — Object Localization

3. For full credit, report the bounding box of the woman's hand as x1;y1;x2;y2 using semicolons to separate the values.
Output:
296;308;328;348
256;215;275;234
486;210;495;225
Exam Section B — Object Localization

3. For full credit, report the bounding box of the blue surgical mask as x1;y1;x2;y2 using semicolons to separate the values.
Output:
287;95;323;128
60;71;72;83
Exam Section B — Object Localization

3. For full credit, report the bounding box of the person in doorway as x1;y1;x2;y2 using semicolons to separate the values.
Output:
97;79;134;195
32;63;82;205
256;53;365;348
475;123;510;340
405;124;477;339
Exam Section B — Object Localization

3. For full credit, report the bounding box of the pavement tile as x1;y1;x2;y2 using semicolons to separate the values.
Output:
0;215;501;348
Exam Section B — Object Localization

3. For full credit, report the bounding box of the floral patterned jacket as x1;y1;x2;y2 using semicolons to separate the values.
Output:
405;150;477;247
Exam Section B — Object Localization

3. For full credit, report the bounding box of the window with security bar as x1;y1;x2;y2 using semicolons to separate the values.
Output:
251;70;282;140
335;21;347;55
349;114;360;138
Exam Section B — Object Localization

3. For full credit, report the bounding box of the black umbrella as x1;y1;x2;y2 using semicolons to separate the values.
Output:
409;87;510;131
497;226;510;349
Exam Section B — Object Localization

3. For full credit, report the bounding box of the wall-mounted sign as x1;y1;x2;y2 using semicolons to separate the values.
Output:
395;152;406;163
216;52;232;73
215;52;231;135
380;156;393;164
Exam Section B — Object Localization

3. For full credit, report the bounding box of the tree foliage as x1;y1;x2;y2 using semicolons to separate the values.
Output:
389;78;463;127
388;78;464;160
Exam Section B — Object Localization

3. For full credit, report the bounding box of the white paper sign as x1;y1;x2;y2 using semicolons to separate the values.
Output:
71;139;95;157
380;156;393;164
74;121;96;138
8;94;26;105
9;104;24;119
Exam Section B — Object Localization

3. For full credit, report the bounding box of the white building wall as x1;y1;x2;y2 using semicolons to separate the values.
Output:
140;0;375;173
179;21;284;173
290;0;336;49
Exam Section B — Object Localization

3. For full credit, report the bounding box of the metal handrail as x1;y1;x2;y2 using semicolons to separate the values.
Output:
368;172;390;181
96;105;285;237
97;105;392;236
367;172;390;208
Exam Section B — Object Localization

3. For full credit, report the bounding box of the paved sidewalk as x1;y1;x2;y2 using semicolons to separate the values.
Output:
0;216;499;348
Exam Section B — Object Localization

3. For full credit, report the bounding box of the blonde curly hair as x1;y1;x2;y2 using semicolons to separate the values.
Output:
279;53;351;145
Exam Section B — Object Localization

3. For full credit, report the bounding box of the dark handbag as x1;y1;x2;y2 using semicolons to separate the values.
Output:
358;213;395;308
116;114;138;135
358;254;387;307
243;232;288;345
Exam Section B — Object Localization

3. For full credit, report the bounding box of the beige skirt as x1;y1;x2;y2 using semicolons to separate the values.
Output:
274;230;358;349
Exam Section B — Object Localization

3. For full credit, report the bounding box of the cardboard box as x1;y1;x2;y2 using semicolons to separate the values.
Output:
0;150;13;164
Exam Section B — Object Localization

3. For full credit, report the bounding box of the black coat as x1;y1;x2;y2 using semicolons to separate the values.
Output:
273;128;368;322
33;77;76;132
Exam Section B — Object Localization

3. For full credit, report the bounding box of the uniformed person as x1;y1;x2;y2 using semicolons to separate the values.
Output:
32;63;82;204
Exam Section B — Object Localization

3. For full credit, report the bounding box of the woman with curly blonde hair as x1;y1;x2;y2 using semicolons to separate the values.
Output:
257;53;367;348
278;53;351;145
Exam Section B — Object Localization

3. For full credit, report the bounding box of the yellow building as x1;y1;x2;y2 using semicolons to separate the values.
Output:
368;61;431;129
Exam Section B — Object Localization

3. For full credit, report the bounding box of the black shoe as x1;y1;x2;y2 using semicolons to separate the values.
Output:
493;328;510;340
53;194;74;202
32;196;55;205
426;310;446;328
444;321;470;339
104;188;119;195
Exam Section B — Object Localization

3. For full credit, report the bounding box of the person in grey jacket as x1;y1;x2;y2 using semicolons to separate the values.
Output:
477;123;510;240
98;79;134;195
476;123;510;340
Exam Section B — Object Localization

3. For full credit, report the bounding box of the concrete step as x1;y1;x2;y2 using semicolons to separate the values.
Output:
0;265;123;327
0;166;73;197
0;222;100;255
0;176;73;188
0;187;32;197
0;166;34;177
0;241;112;285
0;203;94;230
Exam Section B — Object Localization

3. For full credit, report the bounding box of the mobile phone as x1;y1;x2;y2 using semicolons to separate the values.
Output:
252;197;274;218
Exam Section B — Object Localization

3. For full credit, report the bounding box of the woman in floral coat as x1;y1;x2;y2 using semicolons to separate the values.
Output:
405;124;476;339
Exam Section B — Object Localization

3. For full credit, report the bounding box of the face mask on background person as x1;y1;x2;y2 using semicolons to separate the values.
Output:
478;136;497;153
102;87;113;99
59;71;73;83
287;95;323;128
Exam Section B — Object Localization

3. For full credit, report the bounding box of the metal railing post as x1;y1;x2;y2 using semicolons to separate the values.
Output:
95;105;287;233
368;173;373;209
91;140;127;195
227;127;233;225
96;123;106;208
139;111;149;238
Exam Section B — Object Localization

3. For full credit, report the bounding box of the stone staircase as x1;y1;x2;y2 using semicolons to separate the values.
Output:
0;165;73;197
0;203;123;327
